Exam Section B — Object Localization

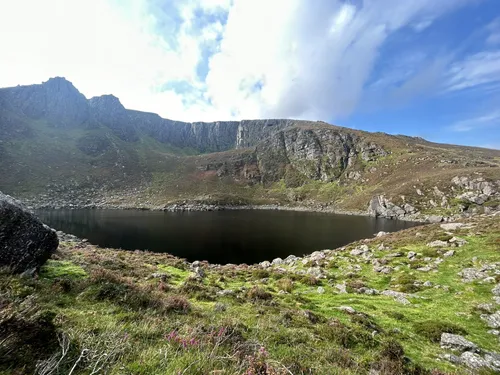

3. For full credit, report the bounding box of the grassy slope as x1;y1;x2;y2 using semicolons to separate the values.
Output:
1;215;499;374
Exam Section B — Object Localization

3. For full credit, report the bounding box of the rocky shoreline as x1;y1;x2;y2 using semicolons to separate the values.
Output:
29;199;434;222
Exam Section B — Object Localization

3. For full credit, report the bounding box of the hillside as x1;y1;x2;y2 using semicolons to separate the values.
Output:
2;210;499;374
0;77;500;220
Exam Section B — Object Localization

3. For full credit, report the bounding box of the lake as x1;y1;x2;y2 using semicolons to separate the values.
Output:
36;209;419;265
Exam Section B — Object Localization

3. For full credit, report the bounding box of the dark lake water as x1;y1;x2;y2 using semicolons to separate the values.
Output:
36;209;419;265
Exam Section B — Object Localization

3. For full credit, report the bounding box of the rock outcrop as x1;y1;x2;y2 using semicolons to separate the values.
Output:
256;127;387;184
368;195;418;219
0;192;58;272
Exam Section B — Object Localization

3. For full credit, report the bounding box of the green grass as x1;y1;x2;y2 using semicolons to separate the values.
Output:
1;216;499;374
39;260;88;279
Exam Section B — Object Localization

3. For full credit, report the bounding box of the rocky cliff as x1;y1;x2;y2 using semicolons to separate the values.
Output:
0;78;295;152
1;77;499;220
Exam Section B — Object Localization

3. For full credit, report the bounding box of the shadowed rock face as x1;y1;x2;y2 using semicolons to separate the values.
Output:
0;192;58;272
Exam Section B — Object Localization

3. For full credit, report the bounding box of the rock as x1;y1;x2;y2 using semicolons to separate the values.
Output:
440;333;478;352
0;192;58;272
368;195;411;219
356;287;378;295
193;267;205;279
417;266;433;272
375;231;388;237
449;237;467;247
272;258;283;266
259;261;271;268
338;306;356;314
440;223;464;231
483;277;496;284
482;312;500;328
427;215;444;223
150;272;168;281
217;289;235;296
460;352;489;370
373;265;393;274
335;283;347;294
484;353;500;370
306;267;324;278
441;353;462;365
381;290;411;304
214;302;227;312
350;245;369;256
427;240;449;248
317;286;325;294
477;304;495;314
309;251;326;262
443;250;455;257
493;284;500;296
407;251;417;259
460;268;489;282
423;281;433;287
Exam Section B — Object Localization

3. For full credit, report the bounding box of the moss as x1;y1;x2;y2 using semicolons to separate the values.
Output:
413;320;467;343
40;260;87;280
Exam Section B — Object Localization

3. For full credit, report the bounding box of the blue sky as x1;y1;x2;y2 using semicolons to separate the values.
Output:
0;0;499;148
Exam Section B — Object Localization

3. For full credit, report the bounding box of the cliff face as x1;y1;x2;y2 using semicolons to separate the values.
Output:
256;127;387;184
0;77;89;127
0;78;294;152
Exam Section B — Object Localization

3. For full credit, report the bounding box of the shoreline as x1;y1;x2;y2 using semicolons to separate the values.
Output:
31;200;430;223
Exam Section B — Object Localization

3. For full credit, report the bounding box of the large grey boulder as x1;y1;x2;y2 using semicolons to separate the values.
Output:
0;192;58;272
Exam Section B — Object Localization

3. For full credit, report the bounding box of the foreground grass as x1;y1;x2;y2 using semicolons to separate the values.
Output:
1;216;499;374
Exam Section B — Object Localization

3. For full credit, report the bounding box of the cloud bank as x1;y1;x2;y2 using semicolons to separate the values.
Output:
1;0;499;128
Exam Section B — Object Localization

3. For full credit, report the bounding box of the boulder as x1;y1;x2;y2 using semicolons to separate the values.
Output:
440;333;478;352
440;223;464;231
0;192;58;272
460;352;489;370
482;312;500;328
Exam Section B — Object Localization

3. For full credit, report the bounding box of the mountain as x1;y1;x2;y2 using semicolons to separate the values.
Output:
0;77;499;219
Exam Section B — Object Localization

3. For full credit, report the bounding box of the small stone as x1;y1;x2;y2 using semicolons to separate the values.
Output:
217;289;235;296
338;306;356;314
375;231;388;237
272;258;283;266
440;223;464;231
483;277;496;284
427;240;449;248
423;281;433;287
335;283;347;294
443;250;455;257
449;237;467;247
214;302;227;312
317;286;325;294
492;284;500;296
407;251;416;259
427;215;444;223
260;261;271;268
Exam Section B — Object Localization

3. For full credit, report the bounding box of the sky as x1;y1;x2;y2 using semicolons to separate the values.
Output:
0;0;499;149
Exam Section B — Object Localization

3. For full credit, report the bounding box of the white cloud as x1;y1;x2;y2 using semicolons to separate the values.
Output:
0;0;484;122
486;17;500;45
449;110;500;132
445;51;500;93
